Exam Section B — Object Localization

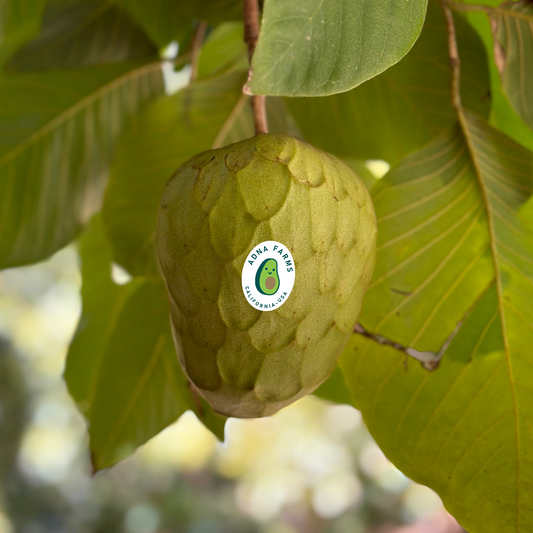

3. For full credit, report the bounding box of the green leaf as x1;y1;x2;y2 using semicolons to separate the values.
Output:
87;276;189;470
313;365;354;406
493;1;533;131
0;0;45;65
6;0;157;72
103;70;248;276
249;0;428;97
0;60;164;270
65;214;122;406
356;124;493;349
341;111;533;532
287;2;491;165
460;6;533;151
65;216;225;470
177;0;242;23
119;0;194;48
197;22;247;80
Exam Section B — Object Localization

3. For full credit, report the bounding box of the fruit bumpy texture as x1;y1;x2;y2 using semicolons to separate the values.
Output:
157;134;377;418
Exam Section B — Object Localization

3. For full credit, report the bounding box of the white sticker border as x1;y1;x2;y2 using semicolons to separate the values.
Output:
241;240;296;312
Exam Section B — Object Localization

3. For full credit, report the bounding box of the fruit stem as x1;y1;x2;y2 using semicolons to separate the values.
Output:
243;0;269;135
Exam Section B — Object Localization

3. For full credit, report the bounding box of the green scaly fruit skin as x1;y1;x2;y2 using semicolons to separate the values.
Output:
157;134;377;418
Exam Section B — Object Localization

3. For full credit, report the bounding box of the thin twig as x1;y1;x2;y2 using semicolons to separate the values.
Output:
243;0;261;63
243;0;268;134
440;0;463;114
354;324;443;371
354;280;495;371
251;95;268;135
189;21;208;83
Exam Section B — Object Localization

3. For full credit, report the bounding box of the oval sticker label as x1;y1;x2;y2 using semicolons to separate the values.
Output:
241;240;295;312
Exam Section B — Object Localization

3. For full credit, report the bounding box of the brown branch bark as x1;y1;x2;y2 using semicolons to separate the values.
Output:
243;0;268;135
440;0;462;114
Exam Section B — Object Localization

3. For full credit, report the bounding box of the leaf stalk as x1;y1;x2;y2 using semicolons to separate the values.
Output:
440;0;463;114
243;0;268;134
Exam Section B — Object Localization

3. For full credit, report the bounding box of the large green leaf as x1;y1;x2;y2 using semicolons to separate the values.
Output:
249;0;428;97
5;0;157;72
493;1;533;131
0;60;164;270
341;110;533;532
0;0;45;65
89;277;188;470
119;0;194;48
103;70;249;276
287;2;490;165
65;216;225;471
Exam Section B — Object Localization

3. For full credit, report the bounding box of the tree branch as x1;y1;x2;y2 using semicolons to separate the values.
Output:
440;0;462;114
243;0;260;62
243;0;268;135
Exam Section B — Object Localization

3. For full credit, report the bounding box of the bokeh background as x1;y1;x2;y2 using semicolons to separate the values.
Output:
0;245;466;533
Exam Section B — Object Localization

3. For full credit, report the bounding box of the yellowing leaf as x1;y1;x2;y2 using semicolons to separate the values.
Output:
342;110;533;532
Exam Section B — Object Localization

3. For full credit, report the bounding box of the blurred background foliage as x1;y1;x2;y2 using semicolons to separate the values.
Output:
0;248;463;533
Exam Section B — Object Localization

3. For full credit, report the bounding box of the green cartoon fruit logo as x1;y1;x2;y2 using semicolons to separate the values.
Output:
255;258;280;295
